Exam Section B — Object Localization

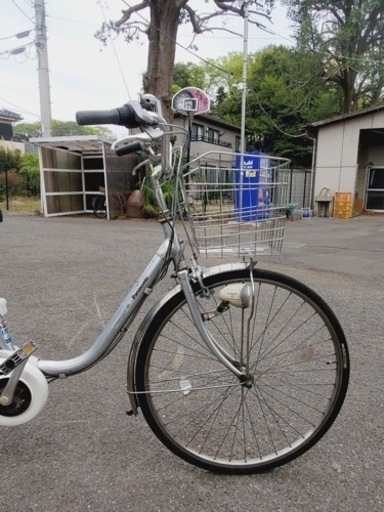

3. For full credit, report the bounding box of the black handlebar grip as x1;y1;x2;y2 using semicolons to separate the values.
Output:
76;108;121;126
76;104;140;128
115;141;143;157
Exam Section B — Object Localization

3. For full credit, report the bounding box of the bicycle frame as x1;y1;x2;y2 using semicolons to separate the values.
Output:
0;168;244;381
0;102;246;414
38;236;180;377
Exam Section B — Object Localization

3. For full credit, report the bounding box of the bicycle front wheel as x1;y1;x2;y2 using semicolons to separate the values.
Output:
135;268;349;474
93;195;107;218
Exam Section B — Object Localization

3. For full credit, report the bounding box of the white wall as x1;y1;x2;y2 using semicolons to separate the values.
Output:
314;110;384;215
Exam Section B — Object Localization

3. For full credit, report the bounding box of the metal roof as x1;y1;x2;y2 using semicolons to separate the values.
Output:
30;135;114;154
308;103;384;131
0;107;22;122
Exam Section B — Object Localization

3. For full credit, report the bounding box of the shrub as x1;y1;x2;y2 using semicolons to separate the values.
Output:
0;169;25;197
19;153;40;196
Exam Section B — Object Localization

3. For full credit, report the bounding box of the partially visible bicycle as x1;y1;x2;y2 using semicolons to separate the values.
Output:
92;186;107;218
0;93;350;474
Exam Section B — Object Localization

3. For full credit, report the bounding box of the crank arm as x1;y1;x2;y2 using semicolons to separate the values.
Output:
0;342;38;376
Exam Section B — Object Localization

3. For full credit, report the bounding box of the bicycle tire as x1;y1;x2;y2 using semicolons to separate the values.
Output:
93;195;107;219
135;268;349;474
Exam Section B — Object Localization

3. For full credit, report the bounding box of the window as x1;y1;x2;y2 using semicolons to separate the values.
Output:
207;128;219;144
191;123;204;140
190;123;231;148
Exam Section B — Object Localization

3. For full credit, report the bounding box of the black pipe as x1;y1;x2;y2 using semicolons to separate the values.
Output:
5;168;9;211
303;170;308;207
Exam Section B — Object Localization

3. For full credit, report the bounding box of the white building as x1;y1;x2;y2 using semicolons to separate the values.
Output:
308;105;384;216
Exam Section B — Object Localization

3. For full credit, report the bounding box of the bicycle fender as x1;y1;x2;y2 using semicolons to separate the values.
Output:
0;350;49;426
126;262;248;416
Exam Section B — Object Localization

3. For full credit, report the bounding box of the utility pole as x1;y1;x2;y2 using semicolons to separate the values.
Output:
34;0;52;136
240;1;249;155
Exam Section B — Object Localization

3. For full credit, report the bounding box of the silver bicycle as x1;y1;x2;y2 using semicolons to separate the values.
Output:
0;94;349;474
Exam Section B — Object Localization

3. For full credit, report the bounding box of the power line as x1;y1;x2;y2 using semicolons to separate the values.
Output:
0;96;40;117
46;14;98;27
20;0;35;7
130;2;295;71
0;29;32;42
121;1;232;76
177;32;296;45
0;41;35;58
98;0;132;100
250;90;308;138
10;0;35;24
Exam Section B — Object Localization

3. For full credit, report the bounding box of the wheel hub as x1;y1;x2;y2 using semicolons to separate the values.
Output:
0;379;32;416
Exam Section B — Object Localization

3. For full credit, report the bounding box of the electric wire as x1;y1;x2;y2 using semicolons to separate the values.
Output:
46;14;98;27
98;0;132;100
114;2;384;71
0;96;40;117
121;1;232;76
0;41;35;58
250;90;308;138
10;0;35;24
0;29;32;42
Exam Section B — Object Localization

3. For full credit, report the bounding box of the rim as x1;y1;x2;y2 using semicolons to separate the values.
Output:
139;275;347;469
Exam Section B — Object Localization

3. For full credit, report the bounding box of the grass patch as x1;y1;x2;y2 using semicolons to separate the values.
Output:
0;196;41;215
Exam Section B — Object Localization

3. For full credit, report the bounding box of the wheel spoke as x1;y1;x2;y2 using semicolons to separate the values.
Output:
135;269;349;473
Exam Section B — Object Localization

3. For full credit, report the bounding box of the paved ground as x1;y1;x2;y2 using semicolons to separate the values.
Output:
0;212;383;512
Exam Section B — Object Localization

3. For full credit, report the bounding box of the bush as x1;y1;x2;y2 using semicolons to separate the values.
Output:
19;153;40;196
0;149;40;199
0;169;25;197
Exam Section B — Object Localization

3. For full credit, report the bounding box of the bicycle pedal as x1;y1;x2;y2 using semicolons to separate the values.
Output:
0;342;38;376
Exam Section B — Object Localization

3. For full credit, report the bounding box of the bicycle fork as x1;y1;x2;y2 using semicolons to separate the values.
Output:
178;265;257;384
126;261;256;416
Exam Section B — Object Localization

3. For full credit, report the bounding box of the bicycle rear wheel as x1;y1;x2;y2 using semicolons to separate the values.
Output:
93;195;107;218
135;268;349;474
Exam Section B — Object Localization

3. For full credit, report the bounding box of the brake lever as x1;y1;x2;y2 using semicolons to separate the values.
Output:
111;128;164;153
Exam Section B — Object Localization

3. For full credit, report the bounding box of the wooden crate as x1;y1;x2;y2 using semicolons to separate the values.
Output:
333;192;352;219
334;200;351;209
334;192;352;202
333;210;352;219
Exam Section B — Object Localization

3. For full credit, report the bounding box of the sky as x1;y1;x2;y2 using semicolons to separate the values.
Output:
1;0;296;137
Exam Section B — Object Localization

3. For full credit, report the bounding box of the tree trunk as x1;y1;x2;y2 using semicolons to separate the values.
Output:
143;0;182;121
340;67;358;113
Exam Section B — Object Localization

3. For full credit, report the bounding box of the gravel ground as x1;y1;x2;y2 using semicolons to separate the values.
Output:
0;212;383;512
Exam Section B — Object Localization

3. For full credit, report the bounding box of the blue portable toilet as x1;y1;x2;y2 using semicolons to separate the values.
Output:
234;151;271;221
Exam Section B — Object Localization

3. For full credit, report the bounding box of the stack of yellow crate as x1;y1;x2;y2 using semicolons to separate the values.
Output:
333;192;352;219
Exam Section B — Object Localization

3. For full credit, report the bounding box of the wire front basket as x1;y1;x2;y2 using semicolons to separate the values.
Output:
181;151;289;258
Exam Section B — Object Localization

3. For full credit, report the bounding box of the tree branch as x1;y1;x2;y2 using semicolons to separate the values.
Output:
213;0;272;21
116;0;150;28
214;0;244;16
184;3;204;33
175;0;189;9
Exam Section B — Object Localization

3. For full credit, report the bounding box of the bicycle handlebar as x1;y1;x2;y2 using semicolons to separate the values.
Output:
76;106;134;127
76;99;160;129
76;94;173;165
115;141;143;157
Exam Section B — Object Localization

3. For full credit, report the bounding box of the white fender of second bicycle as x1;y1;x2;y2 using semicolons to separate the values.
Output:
0;350;49;427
